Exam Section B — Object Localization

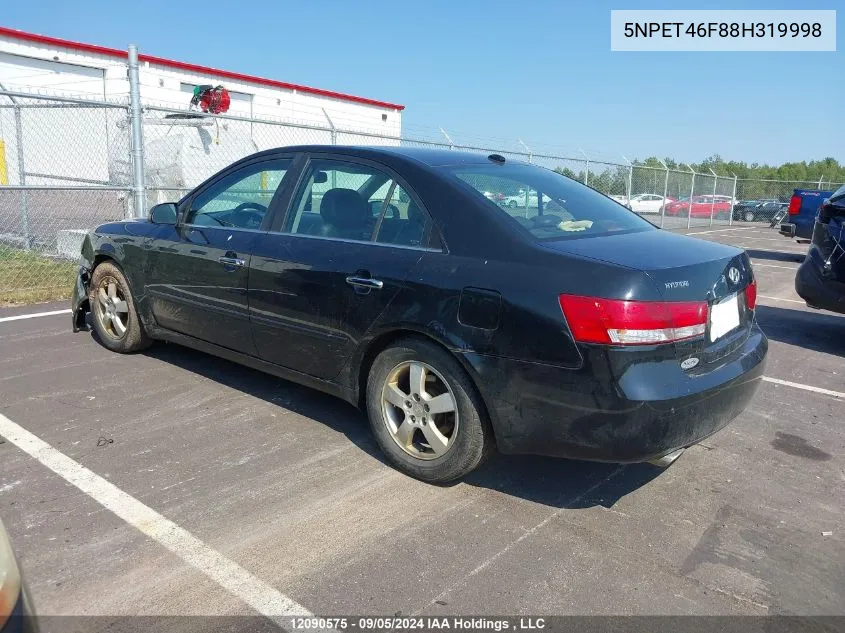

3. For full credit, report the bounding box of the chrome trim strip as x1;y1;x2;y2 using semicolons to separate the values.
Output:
278;232;443;252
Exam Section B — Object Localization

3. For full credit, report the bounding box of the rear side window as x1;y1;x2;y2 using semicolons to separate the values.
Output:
443;162;655;241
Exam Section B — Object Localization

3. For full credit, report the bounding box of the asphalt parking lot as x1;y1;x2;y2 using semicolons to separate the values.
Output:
0;224;843;624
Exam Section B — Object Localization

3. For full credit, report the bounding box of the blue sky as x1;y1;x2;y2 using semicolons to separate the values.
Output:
3;0;842;164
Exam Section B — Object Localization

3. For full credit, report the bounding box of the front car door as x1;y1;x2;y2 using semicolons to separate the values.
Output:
144;156;294;354
248;155;442;380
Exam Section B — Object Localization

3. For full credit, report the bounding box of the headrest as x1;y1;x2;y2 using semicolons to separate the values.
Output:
320;188;369;230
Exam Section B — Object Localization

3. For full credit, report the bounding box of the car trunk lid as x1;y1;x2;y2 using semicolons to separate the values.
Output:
544;229;756;366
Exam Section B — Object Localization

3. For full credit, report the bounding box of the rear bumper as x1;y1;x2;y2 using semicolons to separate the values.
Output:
463;325;767;463
795;255;845;315
779;223;796;238
780;221;813;240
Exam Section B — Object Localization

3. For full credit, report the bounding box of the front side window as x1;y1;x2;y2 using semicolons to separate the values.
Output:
444;162;655;241
188;159;291;229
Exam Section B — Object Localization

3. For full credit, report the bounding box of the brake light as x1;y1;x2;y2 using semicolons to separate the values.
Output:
559;295;707;345
745;280;757;310
788;195;802;216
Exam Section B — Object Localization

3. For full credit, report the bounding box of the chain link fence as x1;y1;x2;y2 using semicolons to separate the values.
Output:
0;90;133;303
1;86;842;304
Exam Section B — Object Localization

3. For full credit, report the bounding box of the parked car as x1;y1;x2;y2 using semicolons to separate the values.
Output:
795;184;845;315
779;188;834;241
625;194;676;214
71;146;766;483
0;519;36;633
502;189;552;209
482;190;506;204
733;199;788;223
664;195;732;219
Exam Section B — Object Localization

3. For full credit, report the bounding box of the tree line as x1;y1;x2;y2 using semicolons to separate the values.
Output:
630;155;844;184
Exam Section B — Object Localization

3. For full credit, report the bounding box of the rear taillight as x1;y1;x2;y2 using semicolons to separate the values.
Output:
745;280;757;310
788;195;802;216
559;295;707;346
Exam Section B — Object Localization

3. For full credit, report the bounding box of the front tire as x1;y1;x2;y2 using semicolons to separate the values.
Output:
744;210;755;222
366;339;494;483
89;261;151;353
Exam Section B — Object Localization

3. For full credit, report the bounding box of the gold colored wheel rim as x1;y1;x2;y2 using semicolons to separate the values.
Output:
381;361;459;460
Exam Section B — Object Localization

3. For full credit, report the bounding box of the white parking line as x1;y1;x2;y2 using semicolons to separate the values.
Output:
762;377;845;400
757;294;805;304
0;413;314;622
752;262;798;270
0;309;70;324
736;236;804;244
683;227;757;235
735;244;806;253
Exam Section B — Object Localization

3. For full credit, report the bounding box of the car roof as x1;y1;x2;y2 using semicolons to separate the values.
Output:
252;145;529;168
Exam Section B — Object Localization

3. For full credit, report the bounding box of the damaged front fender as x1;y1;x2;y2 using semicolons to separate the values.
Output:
71;265;91;332
71;234;96;332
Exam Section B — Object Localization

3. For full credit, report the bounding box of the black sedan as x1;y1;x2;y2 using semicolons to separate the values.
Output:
71;146;767;483
733;199;787;222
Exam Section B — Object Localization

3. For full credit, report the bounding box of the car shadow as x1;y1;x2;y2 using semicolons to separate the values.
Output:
744;248;805;264
90;331;664;509
756;304;845;358
463;454;662;509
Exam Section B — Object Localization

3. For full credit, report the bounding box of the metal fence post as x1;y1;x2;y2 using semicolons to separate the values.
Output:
579;150;589;186
12;104;31;249
518;139;532;163
685;164;695;230
658;158;669;228
622;156;633;202
322;108;337;145
708;167;718;226
127;45;146;219
730;173;737;226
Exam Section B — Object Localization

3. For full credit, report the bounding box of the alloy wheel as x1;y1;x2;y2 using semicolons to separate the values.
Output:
94;276;129;339
381;361;459;460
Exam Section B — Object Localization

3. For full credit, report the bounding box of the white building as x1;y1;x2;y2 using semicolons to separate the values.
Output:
0;26;404;189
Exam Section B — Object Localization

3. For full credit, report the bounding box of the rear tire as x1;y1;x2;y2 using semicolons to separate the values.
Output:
366;338;494;483
89;261;151;354
744;211;755;222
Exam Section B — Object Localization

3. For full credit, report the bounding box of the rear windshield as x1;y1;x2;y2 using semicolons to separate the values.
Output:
830;184;845;203
442;162;655;241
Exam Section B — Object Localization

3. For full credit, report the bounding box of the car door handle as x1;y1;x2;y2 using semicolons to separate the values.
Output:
218;256;246;267
346;276;384;290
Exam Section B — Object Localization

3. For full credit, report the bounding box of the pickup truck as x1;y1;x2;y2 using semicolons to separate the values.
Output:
795;184;845;315
779;189;833;241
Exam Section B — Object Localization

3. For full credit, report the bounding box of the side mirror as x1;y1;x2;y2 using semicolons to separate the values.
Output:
150;203;178;225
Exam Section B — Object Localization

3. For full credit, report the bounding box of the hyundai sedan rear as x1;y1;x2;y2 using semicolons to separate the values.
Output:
71;146;767;483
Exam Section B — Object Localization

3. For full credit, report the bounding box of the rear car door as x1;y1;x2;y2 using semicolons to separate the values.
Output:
248;155;440;379
144;156;293;354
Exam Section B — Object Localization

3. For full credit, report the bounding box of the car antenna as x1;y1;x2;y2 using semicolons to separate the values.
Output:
488;154;506;164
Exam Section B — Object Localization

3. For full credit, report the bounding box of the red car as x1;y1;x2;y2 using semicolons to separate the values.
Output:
664;195;732;219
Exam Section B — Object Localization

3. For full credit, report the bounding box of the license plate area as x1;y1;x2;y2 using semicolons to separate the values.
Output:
709;293;740;342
